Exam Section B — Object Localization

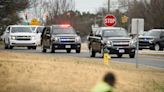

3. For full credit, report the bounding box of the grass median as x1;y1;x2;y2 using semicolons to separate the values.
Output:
0;51;163;92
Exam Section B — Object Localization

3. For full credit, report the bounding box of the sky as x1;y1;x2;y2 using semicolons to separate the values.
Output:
75;0;119;13
75;0;106;13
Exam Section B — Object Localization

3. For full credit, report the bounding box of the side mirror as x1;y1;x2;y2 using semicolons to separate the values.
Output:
95;34;101;37
6;30;9;33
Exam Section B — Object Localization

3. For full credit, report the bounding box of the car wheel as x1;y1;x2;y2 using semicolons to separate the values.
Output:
129;53;135;58
67;49;71;53
89;48;96;57
32;46;37;49
42;46;46;53
51;47;55;53
117;54;122;58
154;44;160;51
76;49;81;53
27;46;31;49
4;41;8;49
9;46;13;49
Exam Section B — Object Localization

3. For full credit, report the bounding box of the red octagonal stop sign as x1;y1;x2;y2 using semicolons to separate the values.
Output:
104;15;117;27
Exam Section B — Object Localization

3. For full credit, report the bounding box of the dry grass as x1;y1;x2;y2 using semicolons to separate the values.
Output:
0;51;163;92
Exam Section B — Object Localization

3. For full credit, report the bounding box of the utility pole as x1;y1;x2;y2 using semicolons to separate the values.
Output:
108;0;110;13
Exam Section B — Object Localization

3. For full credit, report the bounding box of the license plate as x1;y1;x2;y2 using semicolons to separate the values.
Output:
65;45;71;48
119;49;125;53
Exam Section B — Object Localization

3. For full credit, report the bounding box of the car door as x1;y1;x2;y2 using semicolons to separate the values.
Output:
4;26;10;44
42;27;51;48
92;30;102;52
160;31;164;48
36;26;44;45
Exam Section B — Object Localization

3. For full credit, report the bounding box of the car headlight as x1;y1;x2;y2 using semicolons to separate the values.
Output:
32;36;36;40
130;40;136;47
106;40;112;46
11;36;16;40
76;36;81;43
149;39;154;43
52;37;59;42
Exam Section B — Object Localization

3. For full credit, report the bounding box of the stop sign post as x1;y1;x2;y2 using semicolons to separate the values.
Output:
104;15;117;27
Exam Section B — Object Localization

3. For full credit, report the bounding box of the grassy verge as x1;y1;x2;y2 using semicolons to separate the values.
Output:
0;51;163;92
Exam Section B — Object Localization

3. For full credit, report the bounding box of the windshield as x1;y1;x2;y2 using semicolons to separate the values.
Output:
37;27;44;33
31;27;36;31
52;27;76;34
102;29;128;37
11;27;33;33
144;30;161;37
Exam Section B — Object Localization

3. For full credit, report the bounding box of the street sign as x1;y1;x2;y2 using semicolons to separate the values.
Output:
131;18;144;68
104;14;117;27
131;18;144;35
30;18;41;25
121;15;128;23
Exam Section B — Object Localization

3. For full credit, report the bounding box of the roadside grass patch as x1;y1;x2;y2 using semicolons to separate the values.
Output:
0;51;163;92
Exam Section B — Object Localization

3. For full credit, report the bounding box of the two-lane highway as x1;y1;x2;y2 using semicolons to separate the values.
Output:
1;46;164;69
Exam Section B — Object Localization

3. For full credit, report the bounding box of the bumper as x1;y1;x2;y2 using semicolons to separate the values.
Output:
10;40;37;47
52;43;81;50
139;41;151;49
106;47;135;54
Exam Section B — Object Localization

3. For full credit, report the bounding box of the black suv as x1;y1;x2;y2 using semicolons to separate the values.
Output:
41;25;81;53
139;29;164;51
88;27;136;58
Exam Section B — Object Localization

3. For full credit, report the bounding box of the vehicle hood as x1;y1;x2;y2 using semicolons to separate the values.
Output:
10;33;36;36
103;37;131;41
52;34;78;37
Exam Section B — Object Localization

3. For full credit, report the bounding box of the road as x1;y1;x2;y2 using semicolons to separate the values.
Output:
1;46;164;69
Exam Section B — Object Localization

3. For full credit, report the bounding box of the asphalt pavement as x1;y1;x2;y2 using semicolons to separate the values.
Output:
0;46;164;69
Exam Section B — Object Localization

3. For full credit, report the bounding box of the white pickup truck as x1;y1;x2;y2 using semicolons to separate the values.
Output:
3;25;38;49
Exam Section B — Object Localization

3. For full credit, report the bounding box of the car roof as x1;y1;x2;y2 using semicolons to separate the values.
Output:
150;29;164;31
100;27;125;30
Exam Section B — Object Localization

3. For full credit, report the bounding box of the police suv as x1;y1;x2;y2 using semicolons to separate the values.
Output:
3;25;38;49
41;24;81;53
88;27;136;58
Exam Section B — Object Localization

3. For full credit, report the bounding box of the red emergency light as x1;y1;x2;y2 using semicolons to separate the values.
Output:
60;24;71;28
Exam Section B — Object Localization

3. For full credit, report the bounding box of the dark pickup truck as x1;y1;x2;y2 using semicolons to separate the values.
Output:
87;27;136;58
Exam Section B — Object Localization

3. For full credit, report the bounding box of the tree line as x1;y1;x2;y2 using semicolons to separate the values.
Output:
0;0;164;36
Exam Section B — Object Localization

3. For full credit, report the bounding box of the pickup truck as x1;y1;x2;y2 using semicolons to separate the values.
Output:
87;27;136;58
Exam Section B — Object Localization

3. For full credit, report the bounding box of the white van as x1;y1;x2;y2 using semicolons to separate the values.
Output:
3;25;38;49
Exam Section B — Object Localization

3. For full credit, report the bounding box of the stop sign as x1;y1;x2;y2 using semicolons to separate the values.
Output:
104;15;117;27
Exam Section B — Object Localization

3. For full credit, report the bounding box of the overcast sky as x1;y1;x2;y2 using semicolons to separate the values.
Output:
75;0;119;13
75;0;106;13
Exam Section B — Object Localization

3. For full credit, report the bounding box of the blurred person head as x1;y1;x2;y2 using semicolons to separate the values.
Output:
103;72;116;87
